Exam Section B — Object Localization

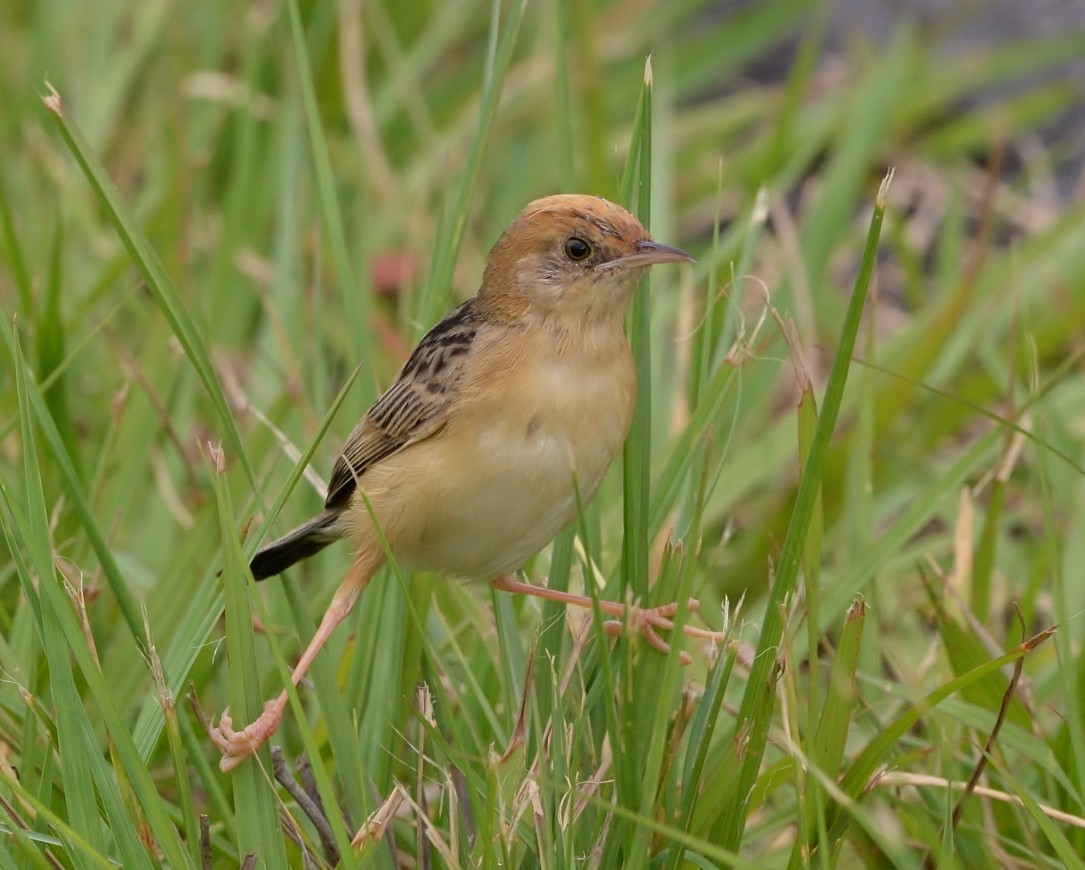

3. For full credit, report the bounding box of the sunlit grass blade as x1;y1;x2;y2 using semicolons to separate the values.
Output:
3;345;101;856
4;331;189;866
156;668;202;868
718;170;894;848
210;445;290;868
41;86;257;491
972;472;1006;620
792;599;866;867
665;620;739;869
796;377;823;716
620;57;653;602
629;541;696;858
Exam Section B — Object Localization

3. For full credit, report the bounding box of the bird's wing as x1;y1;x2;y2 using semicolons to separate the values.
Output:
324;298;484;509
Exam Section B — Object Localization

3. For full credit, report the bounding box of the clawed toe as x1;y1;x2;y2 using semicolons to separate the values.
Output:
602;598;724;665
210;711;261;772
210;697;287;772
209;708;236;754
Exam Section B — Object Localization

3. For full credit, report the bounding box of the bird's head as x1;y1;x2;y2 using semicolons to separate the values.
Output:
478;194;694;326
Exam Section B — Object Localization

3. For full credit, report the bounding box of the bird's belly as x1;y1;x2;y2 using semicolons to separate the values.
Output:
392;419;613;578
357;350;633;580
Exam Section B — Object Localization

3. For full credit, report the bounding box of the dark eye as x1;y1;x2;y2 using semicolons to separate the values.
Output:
563;236;593;262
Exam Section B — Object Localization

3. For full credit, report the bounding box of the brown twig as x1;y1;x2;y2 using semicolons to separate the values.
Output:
922;611;1055;869
272;747;340;866
199;815;212;870
952;615;1025;830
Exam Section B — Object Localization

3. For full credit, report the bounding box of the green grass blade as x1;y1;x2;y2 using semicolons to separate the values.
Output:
718;171;893;848
41;87;257;491
416;0;528;327
991;754;1085;870
36;218;84;484
796;599;866;866
6;331;103;861
285;0;374;403
554;0;577;186
0;314;151;662
0;173;33;315
5;332;190;867
210;448;290;868
620;58;653;602
800;28;911;328
824;628;1055;849
0;768;114;870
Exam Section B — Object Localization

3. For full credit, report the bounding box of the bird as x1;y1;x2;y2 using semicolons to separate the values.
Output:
211;194;724;771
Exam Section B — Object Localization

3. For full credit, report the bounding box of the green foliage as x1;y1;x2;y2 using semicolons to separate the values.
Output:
1;1;1083;866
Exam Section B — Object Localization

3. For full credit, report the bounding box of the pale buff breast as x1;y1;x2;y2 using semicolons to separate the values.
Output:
347;324;636;580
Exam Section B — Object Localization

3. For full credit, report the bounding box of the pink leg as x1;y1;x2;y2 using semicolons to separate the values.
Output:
212;553;380;771
490;577;725;665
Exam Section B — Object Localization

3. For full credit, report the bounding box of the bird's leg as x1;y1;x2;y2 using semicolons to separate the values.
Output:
490;576;725;665
212;553;381;772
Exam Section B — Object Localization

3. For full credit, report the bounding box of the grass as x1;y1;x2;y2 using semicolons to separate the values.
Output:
2;0;1085;867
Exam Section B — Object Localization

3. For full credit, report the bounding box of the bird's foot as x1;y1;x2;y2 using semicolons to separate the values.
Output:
210;694;287;772
602;599;725;665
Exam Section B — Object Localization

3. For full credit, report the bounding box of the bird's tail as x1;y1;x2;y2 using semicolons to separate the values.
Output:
250;509;345;580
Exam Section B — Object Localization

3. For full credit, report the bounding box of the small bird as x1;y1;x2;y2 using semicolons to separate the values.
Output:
212;194;723;771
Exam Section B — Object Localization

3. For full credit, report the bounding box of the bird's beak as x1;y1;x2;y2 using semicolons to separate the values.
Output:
596;240;696;272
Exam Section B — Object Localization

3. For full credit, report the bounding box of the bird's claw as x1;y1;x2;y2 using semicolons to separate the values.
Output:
602;598;724;665
210;696;287;772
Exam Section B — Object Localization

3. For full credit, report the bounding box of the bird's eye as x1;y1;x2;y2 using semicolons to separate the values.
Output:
563;236;593;262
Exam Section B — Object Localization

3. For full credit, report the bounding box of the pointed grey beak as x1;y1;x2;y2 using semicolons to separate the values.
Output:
596;240;696;271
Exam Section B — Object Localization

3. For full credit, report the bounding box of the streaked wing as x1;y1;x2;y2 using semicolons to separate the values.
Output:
324;298;483;509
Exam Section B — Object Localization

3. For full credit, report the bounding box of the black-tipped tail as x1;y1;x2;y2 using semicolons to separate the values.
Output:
250;509;345;580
